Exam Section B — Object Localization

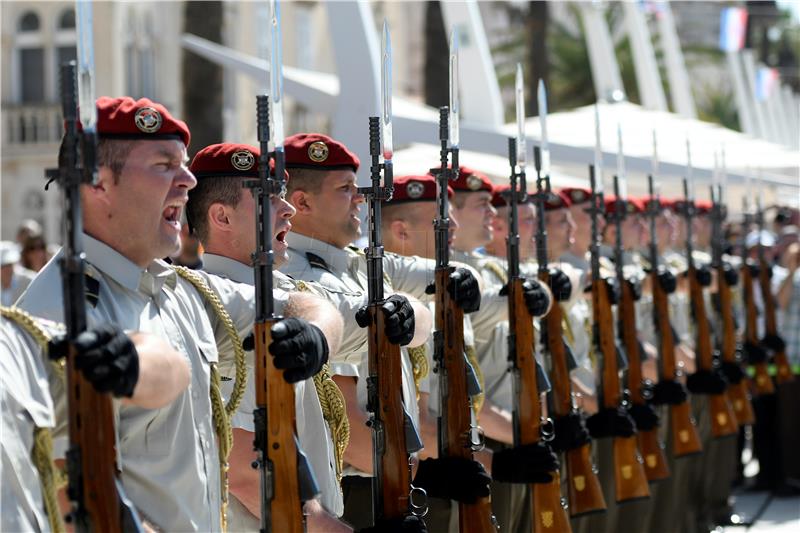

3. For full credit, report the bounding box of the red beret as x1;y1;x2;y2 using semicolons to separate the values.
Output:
560;187;592;205
694;199;712;215
189;143;290;181
284;133;360;172
388;175;453;203
603;196;645;216
88;96;190;147
450;166;493;193
543;190;573;211
491;184;533;208
661;198;687;214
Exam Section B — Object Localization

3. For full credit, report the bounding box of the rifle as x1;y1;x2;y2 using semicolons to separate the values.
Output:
587;165;650;504
248;4;319;530
431;30;496;533
755;202;794;384
710;185;755;425
681;174;738;439
359;22;425;523
645;176;702;457
741;203;774;396
609;174;669;483
46;3;143;529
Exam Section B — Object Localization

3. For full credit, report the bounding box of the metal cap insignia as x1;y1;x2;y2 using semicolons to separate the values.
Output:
466;174;483;191
406;181;424;199
308;141;329;163
134;107;163;133
231;150;255;171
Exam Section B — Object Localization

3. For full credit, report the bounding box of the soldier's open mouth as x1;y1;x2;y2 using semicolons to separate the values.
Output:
275;230;288;243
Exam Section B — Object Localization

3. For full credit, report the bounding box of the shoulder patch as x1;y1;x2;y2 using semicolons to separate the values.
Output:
85;274;100;308
306;252;333;273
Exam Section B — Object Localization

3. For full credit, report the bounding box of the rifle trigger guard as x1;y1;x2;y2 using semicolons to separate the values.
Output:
540;417;555;442
408;485;429;517
468;425;485;452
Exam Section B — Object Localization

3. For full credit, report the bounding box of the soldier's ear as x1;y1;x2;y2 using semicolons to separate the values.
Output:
288;189;312;214
390;219;409;241
208;202;231;233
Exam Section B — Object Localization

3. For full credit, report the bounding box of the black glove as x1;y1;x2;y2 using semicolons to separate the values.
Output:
722;262;739;287
492;442;559;484
269;318;328;383
50;325;140;398
356;294;416;346
500;279;551;317
550;412;591;453
656;267;677;294
627;278;643;301
413;457;491;503
720;361;745;385
425;267;481;313
686;369;727;395
629;403;660;431
650;379;688;406
605;277;620;305
548;268;573;302
358;515;427;533
761;333;786;353
586;407;635;438
695;265;712;287
746;261;760;277
744;340;768;364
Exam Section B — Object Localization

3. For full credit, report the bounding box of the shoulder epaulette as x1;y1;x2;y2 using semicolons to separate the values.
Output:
85;274;100;308
346;245;363;254
306;252;333;273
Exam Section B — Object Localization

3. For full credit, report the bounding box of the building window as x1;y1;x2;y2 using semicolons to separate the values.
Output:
58;8;75;29
18;11;40;32
19;48;45;103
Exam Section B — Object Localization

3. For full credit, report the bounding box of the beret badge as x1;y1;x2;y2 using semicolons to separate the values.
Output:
466;174;483;191
308;141;329;163
406;181;425;199
231;150;255;171
134;107;163;134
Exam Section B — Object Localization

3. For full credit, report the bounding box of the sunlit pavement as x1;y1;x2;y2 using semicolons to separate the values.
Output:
723;490;800;532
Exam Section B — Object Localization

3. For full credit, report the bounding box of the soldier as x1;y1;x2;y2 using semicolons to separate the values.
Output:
280;133;489;531
17;97;341;532
1;307;190;532
383;174;560;533
186;142;404;531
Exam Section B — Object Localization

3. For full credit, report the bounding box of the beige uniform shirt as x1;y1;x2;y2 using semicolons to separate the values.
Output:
281;233;420;477
201;253;347;517
0;317;61;533
17;235;261;532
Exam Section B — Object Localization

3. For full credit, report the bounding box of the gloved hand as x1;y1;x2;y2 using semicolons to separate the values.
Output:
49;325;140;398
605;277;620;305
356;294;416;346
629;403;660;431
550;412;591;453
627;278;643;301
650;379;688;406
695;265;712;287
269;318;328;383
425;267;481;313
686;369;727;395
586;407;635;438
746;261;760;277
358;515;428;533
720;361;745;385
722;262;739;287
500;279;551;317
492;442;559;484
761;333;786;353
548;268;573;302
743;340;768;364
656;267;678;294
413;457;491;503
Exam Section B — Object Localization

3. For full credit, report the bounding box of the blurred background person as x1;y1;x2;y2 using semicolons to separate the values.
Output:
20;234;49;272
1;241;36;306
14;219;42;248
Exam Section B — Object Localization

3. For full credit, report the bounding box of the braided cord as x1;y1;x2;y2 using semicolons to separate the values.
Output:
173;266;247;417
484;260;508;286
1;307;64;533
465;345;486;416
407;345;430;401
312;364;350;483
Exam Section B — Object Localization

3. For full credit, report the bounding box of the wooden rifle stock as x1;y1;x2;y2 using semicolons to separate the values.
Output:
742;264;774;395
254;320;304;533
687;268;738;438
717;266;755;425
758;261;794;384
593;279;650;503
367;305;411;518
619;282;669;482
539;272;605;517
436;268;496;533
508;278;572;533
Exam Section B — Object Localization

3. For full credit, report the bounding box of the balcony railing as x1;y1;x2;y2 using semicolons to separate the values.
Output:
2;103;63;145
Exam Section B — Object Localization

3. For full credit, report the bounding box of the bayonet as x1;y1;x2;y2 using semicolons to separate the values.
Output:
537;80;550;179
448;29;460;150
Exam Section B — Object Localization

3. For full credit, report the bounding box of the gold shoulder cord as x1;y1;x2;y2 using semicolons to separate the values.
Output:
1;306;65;533
407;346;430;401
465;345;486;416
484;260;508;286
293;282;351;482
173;266;246;532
